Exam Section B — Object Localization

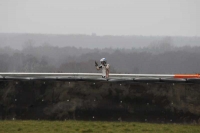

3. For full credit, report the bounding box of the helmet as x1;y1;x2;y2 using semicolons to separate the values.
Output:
100;58;106;62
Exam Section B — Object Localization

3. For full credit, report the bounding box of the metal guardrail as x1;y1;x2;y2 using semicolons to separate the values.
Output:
0;73;200;83
0;73;174;77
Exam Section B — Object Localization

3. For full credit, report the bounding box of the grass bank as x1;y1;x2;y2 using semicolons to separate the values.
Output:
0;120;200;133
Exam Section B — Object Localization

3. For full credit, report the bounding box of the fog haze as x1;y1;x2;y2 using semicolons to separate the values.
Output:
0;0;200;36
0;33;200;50
1;0;200;74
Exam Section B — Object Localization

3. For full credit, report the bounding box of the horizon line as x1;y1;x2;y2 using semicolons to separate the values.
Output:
0;32;199;38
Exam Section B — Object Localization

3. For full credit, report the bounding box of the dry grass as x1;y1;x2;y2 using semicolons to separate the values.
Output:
0;120;200;133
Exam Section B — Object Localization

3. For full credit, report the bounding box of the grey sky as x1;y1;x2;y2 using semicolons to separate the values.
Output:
0;0;199;36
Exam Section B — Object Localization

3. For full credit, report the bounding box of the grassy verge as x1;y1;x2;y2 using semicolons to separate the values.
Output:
0;120;200;133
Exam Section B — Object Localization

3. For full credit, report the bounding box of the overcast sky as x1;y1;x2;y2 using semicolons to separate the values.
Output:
0;0;199;36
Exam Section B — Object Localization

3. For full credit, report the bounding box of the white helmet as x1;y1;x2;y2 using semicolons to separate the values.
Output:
100;58;106;62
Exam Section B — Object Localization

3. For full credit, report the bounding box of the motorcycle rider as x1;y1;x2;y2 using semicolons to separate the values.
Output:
95;58;110;78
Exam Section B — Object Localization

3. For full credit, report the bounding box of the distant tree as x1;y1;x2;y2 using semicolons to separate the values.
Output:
0;54;9;71
9;53;24;72
23;55;39;72
159;37;173;52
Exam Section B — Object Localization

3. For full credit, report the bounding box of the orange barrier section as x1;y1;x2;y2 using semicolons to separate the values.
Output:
174;74;200;79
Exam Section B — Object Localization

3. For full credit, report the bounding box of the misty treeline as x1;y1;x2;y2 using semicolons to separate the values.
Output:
0;37;200;74
1;33;200;49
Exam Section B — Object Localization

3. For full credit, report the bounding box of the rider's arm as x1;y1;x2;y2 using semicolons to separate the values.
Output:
96;65;102;70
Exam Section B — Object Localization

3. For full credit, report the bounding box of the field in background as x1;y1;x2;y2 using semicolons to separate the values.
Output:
0;120;200;133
